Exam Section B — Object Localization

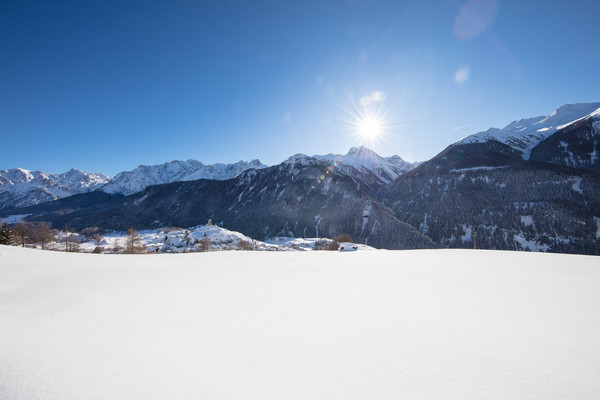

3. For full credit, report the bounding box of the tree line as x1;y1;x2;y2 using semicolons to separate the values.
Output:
0;221;147;254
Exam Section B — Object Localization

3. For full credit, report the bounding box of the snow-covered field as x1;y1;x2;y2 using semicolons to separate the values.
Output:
1;245;599;399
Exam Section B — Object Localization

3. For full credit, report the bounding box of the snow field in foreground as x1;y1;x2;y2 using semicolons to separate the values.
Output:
0;245;599;399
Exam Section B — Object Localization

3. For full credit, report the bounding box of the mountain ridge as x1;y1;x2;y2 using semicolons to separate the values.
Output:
1;148;413;209
0;168;110;209
313;146;414;184
101;158;268;196
457;102;600;159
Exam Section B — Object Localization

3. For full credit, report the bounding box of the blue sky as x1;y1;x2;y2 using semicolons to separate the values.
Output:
1;0;599;177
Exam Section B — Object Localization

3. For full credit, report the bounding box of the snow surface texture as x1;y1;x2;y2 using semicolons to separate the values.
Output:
458;102;600;158
1;245;599;400
101;159;268;195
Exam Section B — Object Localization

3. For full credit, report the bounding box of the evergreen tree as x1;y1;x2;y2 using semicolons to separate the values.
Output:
0;222;12;245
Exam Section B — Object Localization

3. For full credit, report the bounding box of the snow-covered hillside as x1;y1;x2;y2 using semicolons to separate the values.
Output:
0;168;110;209
1;246;598;399
101;159;268;195
458;102;600;158
265;236;373;251
30;224;373;253
314;146;414;183
76;224;279;252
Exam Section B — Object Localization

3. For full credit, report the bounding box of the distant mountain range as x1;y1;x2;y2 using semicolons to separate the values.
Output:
101;159;268;196
0;148;414;209
0;159;269;209
0;168;110;209
2;102;600;254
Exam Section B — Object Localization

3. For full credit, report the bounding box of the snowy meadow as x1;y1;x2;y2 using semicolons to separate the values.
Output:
1;245;599;399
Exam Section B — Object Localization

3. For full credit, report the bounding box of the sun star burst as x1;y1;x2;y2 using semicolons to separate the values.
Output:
358;115;382;139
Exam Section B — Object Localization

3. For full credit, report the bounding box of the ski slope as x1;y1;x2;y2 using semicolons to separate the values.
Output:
1;245;599;399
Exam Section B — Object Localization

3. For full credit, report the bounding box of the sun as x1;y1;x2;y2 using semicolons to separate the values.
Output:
358;115;382;139
338;90;397;150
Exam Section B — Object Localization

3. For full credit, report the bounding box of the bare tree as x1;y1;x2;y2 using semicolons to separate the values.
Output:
327;234;352;251
314;239;329;250
13;222;34;247
326;240;340;251
126;228;146;254
197;234;213;252
62;226;70;251
89;233;105;245
238;239;254;250
64;234;81;252
35;222;55;250
112;239;123;254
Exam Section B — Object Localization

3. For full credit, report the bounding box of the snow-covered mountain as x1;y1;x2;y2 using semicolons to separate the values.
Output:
100;147;412;197
530;111;600;172
379;102;600;255
2;147;414;208
101;159;268;195
313;146;414;183
458;102;600;158
0;168;110;209
101;147;413;197
0;159;269;209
